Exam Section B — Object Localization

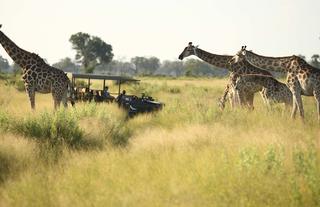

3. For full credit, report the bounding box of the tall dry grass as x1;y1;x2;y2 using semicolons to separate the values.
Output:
0;76;319;207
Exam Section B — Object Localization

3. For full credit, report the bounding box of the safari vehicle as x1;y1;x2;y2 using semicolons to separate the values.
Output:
116;92;164;117
71;73;140;103
71;73;164;117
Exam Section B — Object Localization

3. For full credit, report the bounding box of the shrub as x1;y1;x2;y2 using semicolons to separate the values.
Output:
13;109;84;147
99;114;132;147
14;80;25;92
0;110;10;131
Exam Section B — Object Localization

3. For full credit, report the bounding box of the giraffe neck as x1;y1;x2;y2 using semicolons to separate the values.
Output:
195;48;232;70
245;51;293;72
232;60;273;76
0;30;39;71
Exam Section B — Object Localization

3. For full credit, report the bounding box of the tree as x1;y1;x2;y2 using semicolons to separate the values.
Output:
69;32;113;73
130;56;160;75
155;60;184;77
95;60;136;75
311;54;319;62
11;63;22;76
52;57;79;72
183;59;228;77
0;55;9;72
310;54;320;68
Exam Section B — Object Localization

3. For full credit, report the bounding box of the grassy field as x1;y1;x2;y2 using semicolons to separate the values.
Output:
0;76;320;207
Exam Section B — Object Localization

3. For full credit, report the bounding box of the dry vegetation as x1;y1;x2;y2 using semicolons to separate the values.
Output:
0;76;320;207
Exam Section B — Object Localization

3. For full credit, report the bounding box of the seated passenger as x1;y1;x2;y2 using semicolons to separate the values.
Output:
116;90;126;106
94;91;102;102
102;86;110;98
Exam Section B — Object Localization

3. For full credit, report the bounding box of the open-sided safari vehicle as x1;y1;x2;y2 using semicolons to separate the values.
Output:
116;92;164;117
71;73;164;117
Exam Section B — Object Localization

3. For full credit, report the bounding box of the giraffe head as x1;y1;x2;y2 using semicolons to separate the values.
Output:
178;42;198;60
228;46;247;65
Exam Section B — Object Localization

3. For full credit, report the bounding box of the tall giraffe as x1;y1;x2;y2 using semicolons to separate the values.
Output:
230;46;320;119
178;42;272;109
0;25;74;109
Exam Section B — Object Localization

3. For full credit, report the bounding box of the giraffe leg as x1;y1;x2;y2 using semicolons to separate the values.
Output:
284;100;292;110
26;86;36;110
291;97;298;119
259;89;267;105
313;90;320;121
54;99;61;110
237;90;246;108
52;92;62;110
246;93;254;110
288;80;300;119
218;83;230;110
62;98;68;108
234;89;241;107
259;90;271;111
238;88;251;109
294;90;304;119
228;90;234;109
62;90;68;108
290;88;304;119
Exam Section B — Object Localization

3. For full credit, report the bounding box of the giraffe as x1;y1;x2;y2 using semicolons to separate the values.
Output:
178;42;273;109
233;74;292;109
230;46;320;120
0;25;75;109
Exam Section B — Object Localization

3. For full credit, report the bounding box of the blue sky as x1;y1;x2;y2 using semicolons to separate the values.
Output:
0;0;319;64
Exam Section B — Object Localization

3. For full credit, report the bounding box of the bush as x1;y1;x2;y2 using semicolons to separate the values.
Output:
14;80;25;92
107;121;132;147
2;75;25;92
13;109;84;147
0;110;10;131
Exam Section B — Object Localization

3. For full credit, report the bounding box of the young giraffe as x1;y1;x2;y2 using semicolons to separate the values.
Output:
0;25;75;109
233;74;292;108
230;46;320;119
178;42;273;109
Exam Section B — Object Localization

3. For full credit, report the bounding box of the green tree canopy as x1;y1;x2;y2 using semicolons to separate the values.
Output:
310;54;320;68
69;32;113;73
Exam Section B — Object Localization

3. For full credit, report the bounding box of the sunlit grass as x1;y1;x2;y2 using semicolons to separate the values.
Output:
0;76;319;206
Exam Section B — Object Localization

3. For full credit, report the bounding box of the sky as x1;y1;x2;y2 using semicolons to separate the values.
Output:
0;0;319;64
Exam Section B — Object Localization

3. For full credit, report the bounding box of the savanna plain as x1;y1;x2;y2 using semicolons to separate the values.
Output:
0;75;320;207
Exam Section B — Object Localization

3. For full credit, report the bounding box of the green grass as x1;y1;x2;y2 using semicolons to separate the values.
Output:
0;76;319;206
